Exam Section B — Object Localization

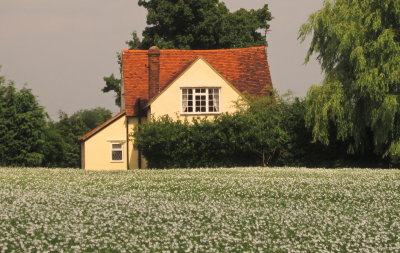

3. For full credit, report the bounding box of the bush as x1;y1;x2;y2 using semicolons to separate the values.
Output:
133;94;296;168
133;92;390;169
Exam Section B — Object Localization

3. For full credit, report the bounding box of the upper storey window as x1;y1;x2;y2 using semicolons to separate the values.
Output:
182;88;220;114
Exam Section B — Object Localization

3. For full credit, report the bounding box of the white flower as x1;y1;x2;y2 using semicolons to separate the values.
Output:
0;167;398;252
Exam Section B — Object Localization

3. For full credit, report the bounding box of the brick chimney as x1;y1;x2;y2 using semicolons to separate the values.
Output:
148;46;160;100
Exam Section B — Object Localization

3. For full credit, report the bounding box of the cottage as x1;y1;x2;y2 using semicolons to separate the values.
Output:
79;46;273;170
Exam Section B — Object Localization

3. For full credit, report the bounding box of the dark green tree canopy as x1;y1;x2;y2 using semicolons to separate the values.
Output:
135;0;272;49
102;73;121;107
0;72;47;166
299;0;400;162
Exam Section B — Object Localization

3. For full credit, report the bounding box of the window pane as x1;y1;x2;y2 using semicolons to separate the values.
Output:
208;88;220;112
209;100;214;112
195;88;206;94
182;93;188;112
112;144;122;149
182;89;195;113
112;151;122;161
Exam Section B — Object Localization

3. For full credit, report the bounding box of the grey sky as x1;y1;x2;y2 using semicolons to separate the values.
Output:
0;0;323;119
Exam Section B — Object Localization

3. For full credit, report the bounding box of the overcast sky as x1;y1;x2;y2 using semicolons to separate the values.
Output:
0;0;323;119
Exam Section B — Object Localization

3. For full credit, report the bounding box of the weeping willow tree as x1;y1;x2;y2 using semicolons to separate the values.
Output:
299;0;400;163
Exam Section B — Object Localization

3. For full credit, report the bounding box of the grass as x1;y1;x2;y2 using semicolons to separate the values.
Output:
0;167;399;252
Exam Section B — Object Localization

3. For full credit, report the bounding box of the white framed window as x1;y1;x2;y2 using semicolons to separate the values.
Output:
111;143;123;162
181;88;220;114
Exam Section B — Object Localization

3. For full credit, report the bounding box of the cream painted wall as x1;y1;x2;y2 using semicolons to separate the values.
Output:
83;115;128;171
127;117;147;169
82;115;148;170
150;58;242;120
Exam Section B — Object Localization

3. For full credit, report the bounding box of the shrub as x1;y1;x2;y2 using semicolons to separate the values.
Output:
133;93;295;168
133;92;390;169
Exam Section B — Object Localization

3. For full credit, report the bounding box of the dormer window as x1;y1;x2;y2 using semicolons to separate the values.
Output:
182;88;220;114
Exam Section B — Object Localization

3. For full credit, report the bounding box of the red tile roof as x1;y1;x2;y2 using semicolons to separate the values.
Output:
78;111;126;142
122;46;273;116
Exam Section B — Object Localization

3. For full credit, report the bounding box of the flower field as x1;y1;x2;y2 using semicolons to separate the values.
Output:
0;167;399;252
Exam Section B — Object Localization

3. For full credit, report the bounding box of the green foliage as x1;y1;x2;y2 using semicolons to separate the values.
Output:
385;141;400;163
133;93;300;168
125;31;142;50
103;0;272;107
78;107;113;130
299;0;400;163
0;73;47;167
136;0;272;49
133;91;388;169
47;112;87;168
102;51;122;107
41;123;67;168
236;94;291;166
102;74;121;108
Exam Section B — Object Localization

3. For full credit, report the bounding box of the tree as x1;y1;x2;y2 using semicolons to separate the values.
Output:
0;71;47;167
48;111;88;168
136;0;272;50
103;0;272;106
42;122;68;168
78;107;113;130
235;93;291;166
102;73;121;108
299;0;400;162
